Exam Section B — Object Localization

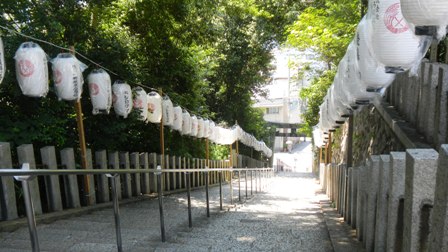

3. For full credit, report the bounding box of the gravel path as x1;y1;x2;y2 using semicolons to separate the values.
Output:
154;171;334;252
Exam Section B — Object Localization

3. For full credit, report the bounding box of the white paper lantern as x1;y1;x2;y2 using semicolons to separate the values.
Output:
51;53;86;101
182;110;191;135
190;115;198;137
112;81;132;118
172;106;183;131
203;119;210;138
14;42;49;97
370;0;429;72
162;96;174;126
339;41;378;105
356;17;396;90
401;0;448;38
0;37;5;84
208;121;216;141
147;91;162;123
87;69;112;115
133;87;148;121
197;118;205;138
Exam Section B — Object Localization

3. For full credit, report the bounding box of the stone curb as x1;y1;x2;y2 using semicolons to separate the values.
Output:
320;199;364;252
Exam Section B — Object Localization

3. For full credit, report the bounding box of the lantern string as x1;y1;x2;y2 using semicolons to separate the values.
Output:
0;25;272;154
0;25;158;93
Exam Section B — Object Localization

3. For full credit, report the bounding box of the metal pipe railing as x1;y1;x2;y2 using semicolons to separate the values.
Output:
2;164;273;252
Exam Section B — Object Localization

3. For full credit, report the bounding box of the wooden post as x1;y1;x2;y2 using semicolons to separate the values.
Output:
159;88;165;169
206;138;210;168
69;46;91;205
328;132;332;164
430;40;439;63
229;144;233;167
347;115;354;168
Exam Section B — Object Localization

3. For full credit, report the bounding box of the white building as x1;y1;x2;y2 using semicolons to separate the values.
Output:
254;47;321;152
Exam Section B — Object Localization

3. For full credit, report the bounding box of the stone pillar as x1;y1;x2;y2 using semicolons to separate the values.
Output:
364;156;380;251
148;153;157;193
130;152;141;196
85;149;96;205
60;148;81;208
320;163;326;191
0;143;18;220
17;144;43;214
429;145;448;252
119;152;132;198
346;167;353;224
403;149;438;252
94;150;110;203
139;153;150;195
374;155;391;252
386;152;406;252
356;165;366;241
350;167;358;229
40;146;63;211
108;151;122;200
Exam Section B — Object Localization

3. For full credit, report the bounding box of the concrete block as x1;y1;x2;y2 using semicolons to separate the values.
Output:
94;150;110;203
346;167;353;224
320;164;326;191
17;144;43;215
85;149;96;205
0;142;18;220
356;165;366;241
108;151;122;200
40;146;63;211
429;145;448;252
130;152;141;196
403;149;438;252
350;167;358;229
374;155;391;252
119;152;132;198
386;152;406;252
60;148;81;208
364;156;381;251
139;153;150;195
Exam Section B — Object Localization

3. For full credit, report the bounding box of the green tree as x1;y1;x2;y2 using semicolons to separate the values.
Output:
286;0;361;133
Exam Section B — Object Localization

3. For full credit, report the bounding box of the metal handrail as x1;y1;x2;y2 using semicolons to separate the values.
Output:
0;167;272;176
5;164;274;252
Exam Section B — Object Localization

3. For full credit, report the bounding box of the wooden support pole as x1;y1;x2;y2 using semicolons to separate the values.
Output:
70;46;90;204
347;115;354;168
229;144;233;167
159;88;165;169
206;138;209;168
328;132;332;164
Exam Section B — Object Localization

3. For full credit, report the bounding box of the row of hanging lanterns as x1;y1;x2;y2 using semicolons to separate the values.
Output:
1;39;273;157
316;0;448;146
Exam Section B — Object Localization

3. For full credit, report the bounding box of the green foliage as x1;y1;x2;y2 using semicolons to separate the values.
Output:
286;0;361;131
286;0;360;68
0;0;299;160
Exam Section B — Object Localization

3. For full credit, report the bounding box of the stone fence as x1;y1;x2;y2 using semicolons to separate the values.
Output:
320;146;448;252
0;142;266;222
386;62;448;149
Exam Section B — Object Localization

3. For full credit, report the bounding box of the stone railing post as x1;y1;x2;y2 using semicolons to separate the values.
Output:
60;148;81;208
0;142;18;220
386;152;406;252
374;155;390;252
403;149;438;252
40;146;63;211
429;145;448;251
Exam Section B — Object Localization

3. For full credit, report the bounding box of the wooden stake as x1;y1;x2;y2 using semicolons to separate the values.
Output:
70;46;91;204
206;138;210;168
328;132;332;164
229;144;233;167
159;88;165;169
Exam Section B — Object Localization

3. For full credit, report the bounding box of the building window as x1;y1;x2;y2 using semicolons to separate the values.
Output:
266;107;280;114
